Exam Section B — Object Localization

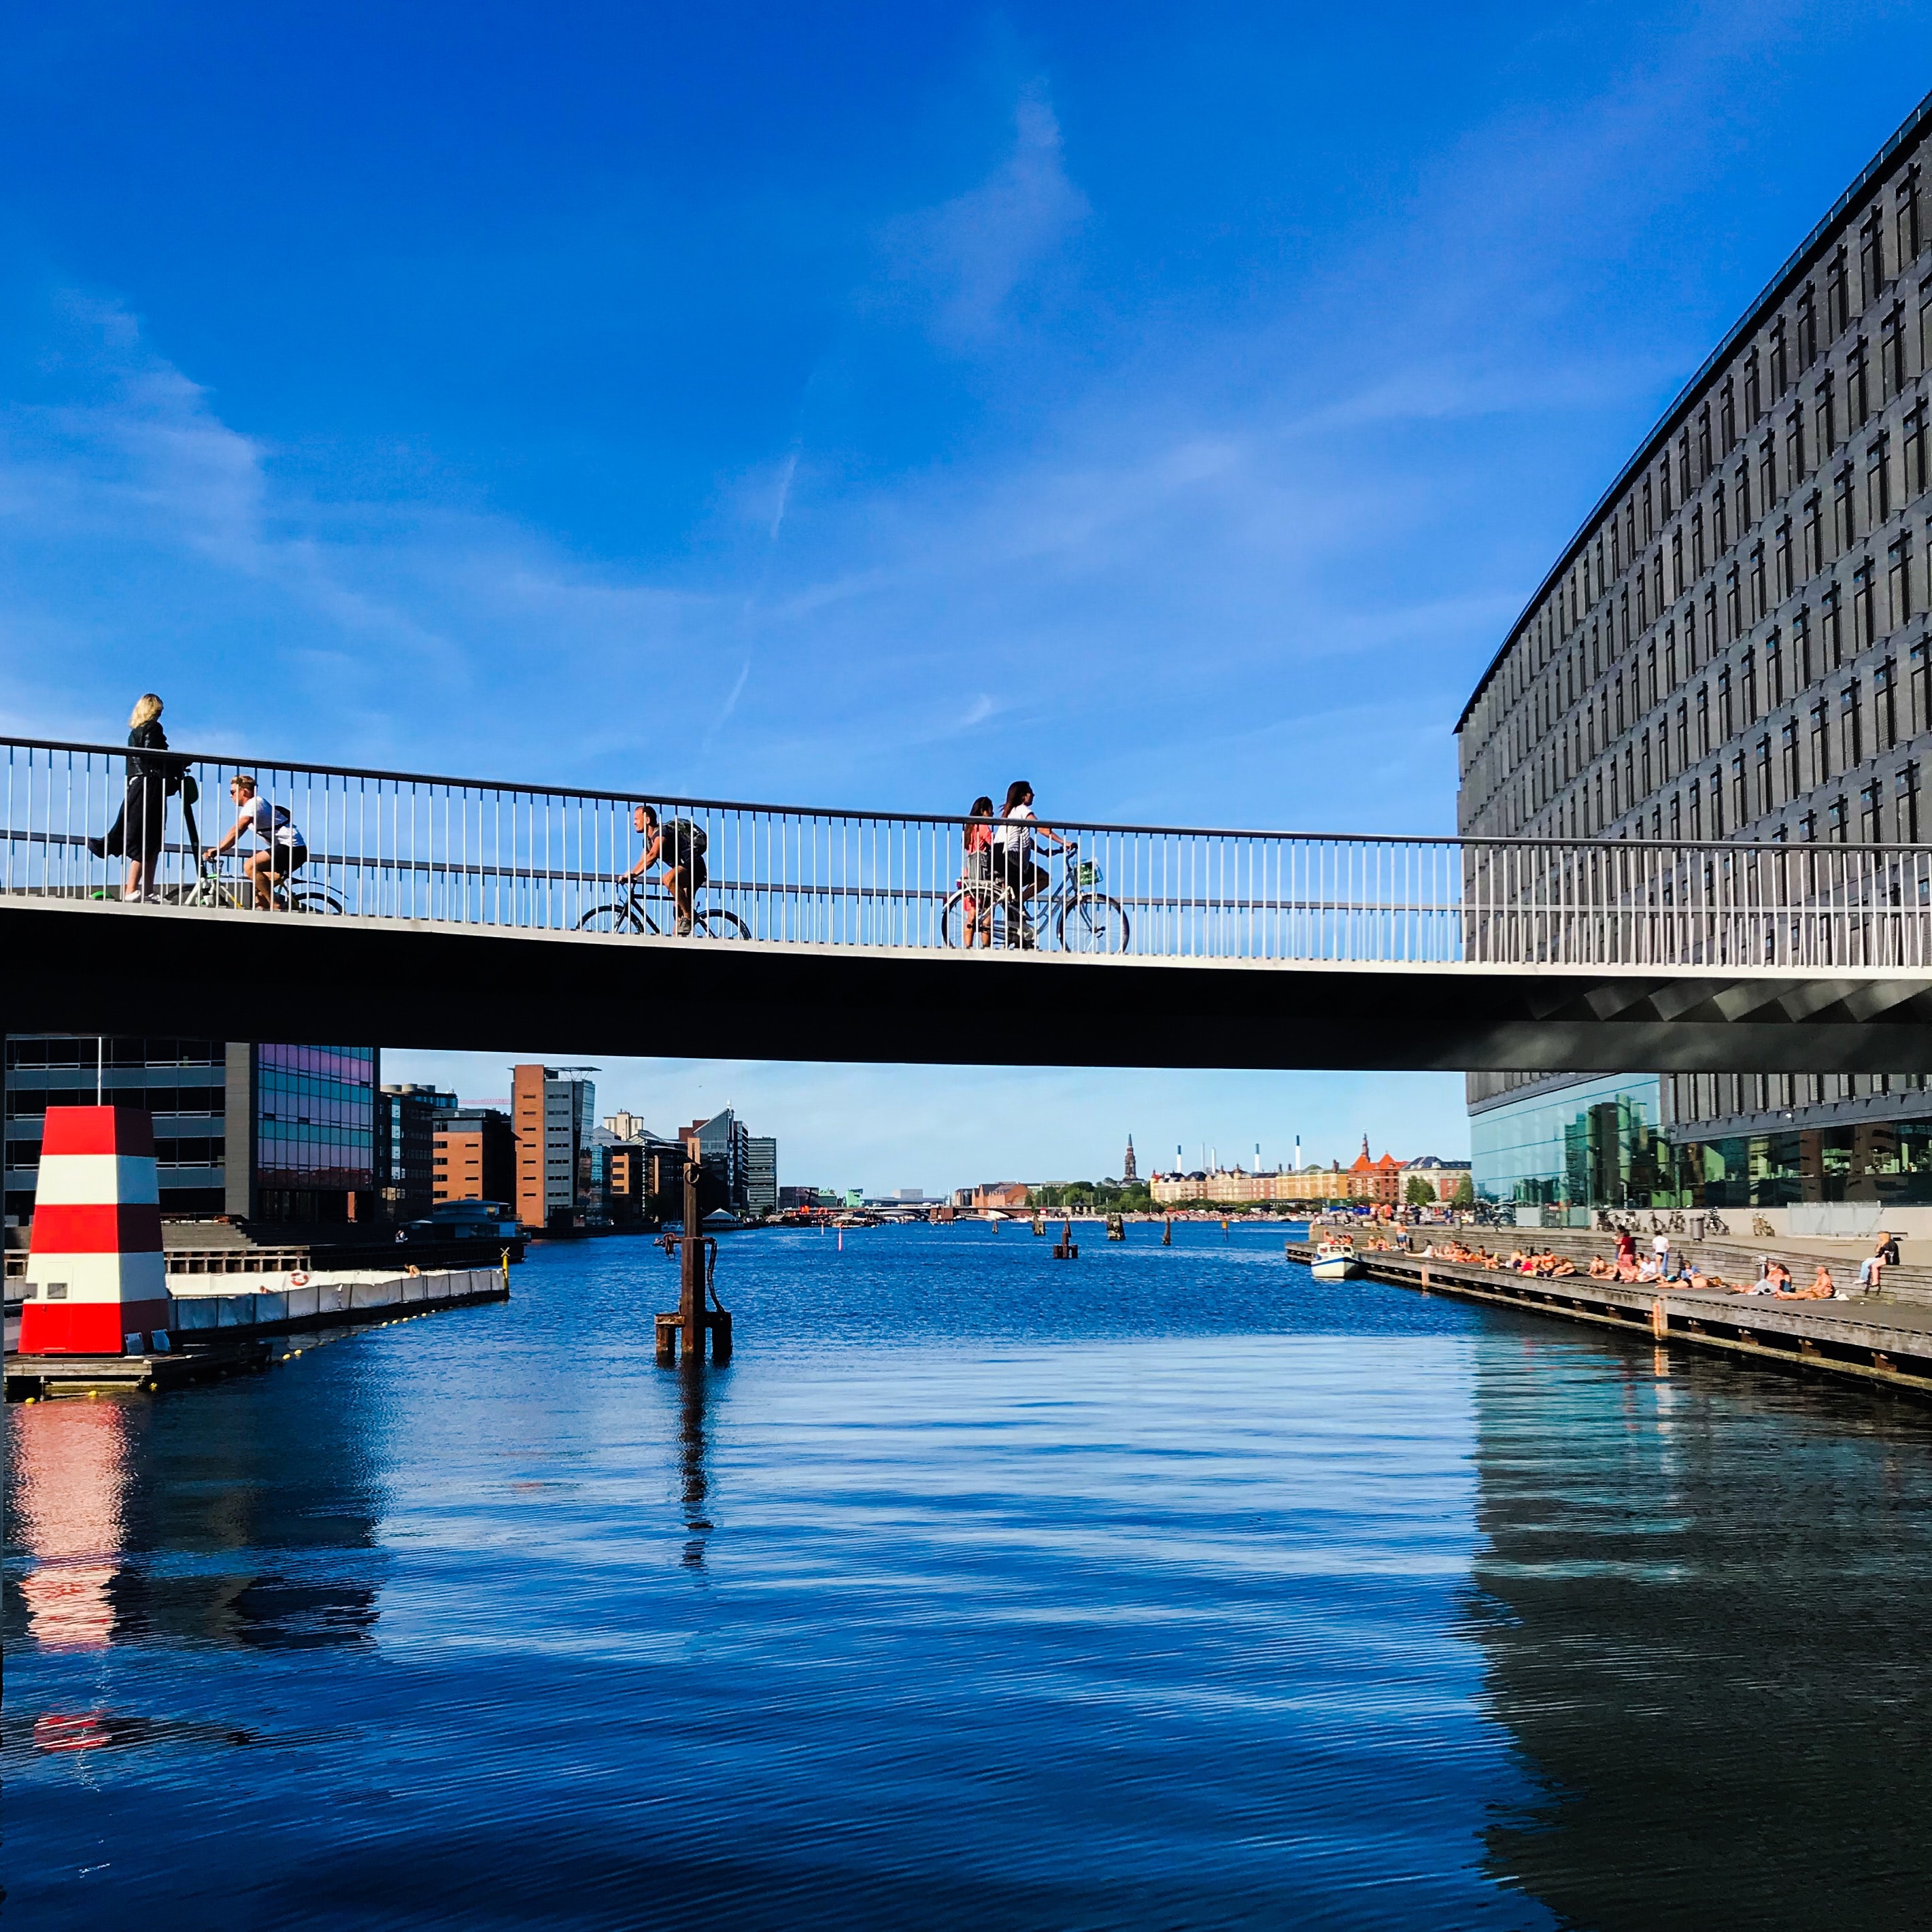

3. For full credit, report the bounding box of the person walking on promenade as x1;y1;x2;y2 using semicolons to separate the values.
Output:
624;804;707;936
961;796;996;947
87;692;175;901
992;779;1067;945
203;774;309;911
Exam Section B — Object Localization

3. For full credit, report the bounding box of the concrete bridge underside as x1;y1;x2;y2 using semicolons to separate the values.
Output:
7;900;1932;1074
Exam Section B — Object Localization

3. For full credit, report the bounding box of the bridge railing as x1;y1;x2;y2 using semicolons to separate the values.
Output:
3;735;1929;970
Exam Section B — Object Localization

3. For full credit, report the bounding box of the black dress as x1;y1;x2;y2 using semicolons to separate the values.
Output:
92;719;172;866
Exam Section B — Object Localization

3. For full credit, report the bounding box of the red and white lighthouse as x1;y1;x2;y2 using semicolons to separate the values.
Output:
17;1106;169;1356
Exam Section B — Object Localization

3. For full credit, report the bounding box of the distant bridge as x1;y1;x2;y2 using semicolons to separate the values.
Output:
3;735;1930;1072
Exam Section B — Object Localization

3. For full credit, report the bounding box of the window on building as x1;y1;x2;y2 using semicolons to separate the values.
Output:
1888;531;1915;630
1868;433;1893;527
1860;209;1886;307
1692;504;1707;579
1823;581;1844;668
1697;681;1712;756
1721;379;1738;453
1795;606;1814;687
1646;639;1659;709
1671;527;1684;599
1899;167;1923;273
1786;402;1806;487
1765;627;1784;709
1854;559;1877;651
1741;645;1758;724
1732;751;1748;827
1884;301;1908;396
1758;733;1776;815
1834;462;1857;552
1803;490;1824;576
1861;779;1884;843
1689;777;1704;839
1677;699;1691;770
1727;563;1744;637
1698;404;1714;478
1744;350;1762;427
1816;372;1837;459
1849;338;1871;430
1841;679;1864;768
1811;698;1832;781
1776;518;1794;600
1772;316;1790;395
1897;762;1921;841
1914;637;1932;732
1718;664;1734;741
1827;793;1849;843
1670;791;1682;841
1876;654;1899;749
1678;430;1693;501
1665;624;1679;690
1829;248;1850;336
1782;717;1802;795
1800;808;1819;843
1799;283;1819;367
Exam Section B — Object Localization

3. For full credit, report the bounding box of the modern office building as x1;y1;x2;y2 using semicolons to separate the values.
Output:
435;1106;516;1208
512;1065;596;1230
375;1083;459;1224
1457;95;1932;1215
679;1108;751;1217
3;1034;377;1229
745;1135;778;1216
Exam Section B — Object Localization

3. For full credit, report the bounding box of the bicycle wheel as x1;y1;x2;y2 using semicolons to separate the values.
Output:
1057;892;1130;955
577;902;649;934
286;887;345;916
694;907;750;940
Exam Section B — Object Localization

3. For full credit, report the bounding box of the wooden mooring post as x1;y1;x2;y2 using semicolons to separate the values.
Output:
1053;1217;1079;1259
1162;1217;1172;1247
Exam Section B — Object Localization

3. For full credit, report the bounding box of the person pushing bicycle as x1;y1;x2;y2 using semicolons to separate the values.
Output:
624;804;707;936
204;774;308;911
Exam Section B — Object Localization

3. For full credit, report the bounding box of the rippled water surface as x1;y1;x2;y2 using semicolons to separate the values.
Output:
10;1223;1932;1929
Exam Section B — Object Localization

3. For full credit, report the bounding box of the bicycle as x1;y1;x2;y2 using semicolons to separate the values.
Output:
940;841;1130;953
575;878;751;940
166;851;345;916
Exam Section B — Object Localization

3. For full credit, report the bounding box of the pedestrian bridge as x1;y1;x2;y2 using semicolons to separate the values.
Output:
3;734;1929;1072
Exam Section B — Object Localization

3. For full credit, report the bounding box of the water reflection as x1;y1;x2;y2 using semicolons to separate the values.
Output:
1471;1330;1932;1930
677;1361;717;1572
13;1400;132;1650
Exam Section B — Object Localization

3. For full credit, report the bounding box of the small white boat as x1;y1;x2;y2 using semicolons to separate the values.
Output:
1309;1240;1363;1281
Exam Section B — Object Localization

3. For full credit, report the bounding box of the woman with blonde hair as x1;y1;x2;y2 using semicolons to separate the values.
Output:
87;693;175;900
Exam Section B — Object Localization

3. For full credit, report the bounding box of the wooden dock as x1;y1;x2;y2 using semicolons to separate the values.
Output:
1286;1242;1932;1400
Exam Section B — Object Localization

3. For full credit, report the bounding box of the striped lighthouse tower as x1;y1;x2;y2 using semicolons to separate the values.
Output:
17;1106;169;1357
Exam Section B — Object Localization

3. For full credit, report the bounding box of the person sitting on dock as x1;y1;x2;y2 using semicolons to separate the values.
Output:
1777;1264;1837;1300
1857;1232;1900;1294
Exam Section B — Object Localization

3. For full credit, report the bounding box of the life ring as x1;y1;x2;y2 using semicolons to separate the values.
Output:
290;1271;310;1286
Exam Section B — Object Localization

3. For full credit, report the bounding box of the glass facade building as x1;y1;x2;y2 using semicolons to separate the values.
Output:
2;1034;375;1229
254;1045;376;1222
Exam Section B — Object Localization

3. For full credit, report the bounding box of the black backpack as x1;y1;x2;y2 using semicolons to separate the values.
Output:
660;816;708;859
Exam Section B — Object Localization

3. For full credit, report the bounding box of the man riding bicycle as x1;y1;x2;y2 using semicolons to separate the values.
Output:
623;804;707;936
204;775;308;911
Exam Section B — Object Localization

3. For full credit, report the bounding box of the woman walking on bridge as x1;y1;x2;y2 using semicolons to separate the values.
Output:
87;692;175;902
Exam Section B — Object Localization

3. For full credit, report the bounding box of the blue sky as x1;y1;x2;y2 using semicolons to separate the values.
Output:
4;3;1929;1190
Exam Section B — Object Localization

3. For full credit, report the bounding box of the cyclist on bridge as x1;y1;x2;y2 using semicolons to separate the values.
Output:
624;804;707;936
993;779;1068;938
203;774;307;911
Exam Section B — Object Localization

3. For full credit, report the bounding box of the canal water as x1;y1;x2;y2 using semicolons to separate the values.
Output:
8;1223;1932;1929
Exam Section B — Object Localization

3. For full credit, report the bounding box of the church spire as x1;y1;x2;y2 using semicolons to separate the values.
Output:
1122;1135;1138;1183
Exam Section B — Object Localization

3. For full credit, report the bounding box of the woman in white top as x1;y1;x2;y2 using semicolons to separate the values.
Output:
992;779;1068;928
